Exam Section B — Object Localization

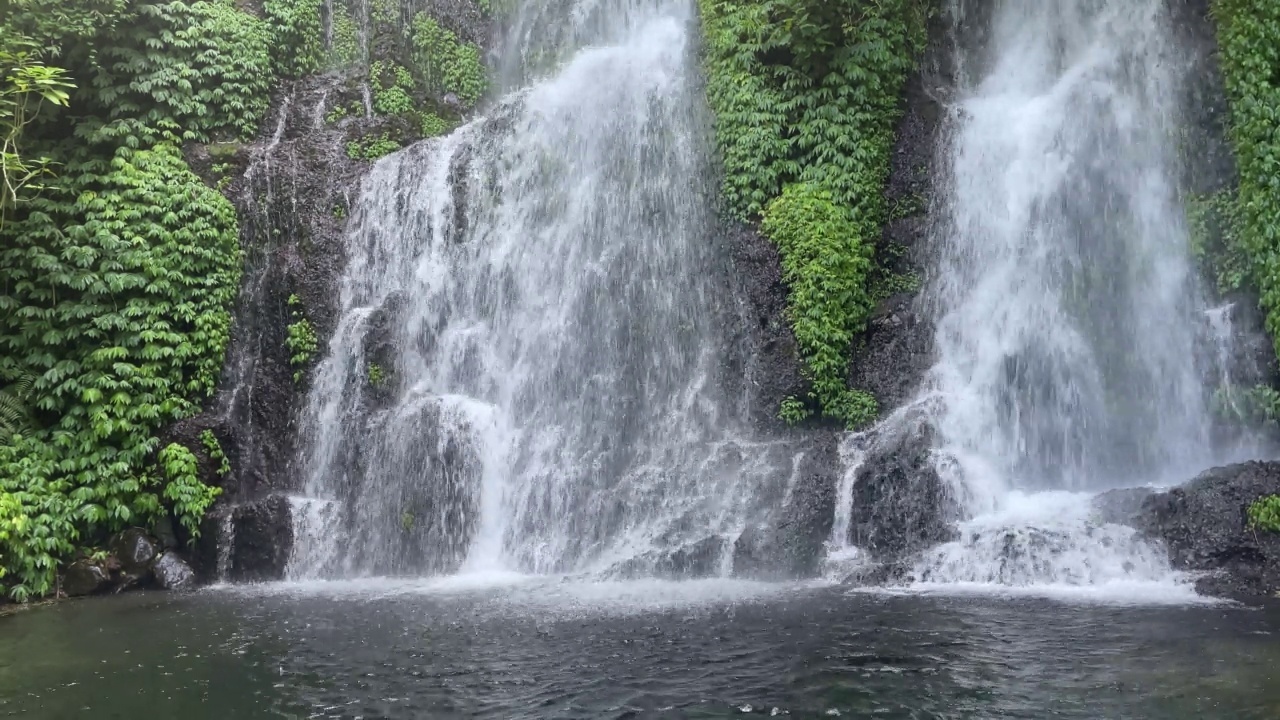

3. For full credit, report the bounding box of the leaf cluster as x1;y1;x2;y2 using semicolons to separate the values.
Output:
1247;494;1280;532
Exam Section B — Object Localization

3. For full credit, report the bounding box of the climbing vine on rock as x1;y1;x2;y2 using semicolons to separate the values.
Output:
264;0;325;78
698;0;928;427
411;13;488;108
1212;0;1280;359
763;184;878;427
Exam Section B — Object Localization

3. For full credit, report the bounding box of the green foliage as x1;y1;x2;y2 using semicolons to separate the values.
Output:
89;0;274;144
1212;384;1280;425
264;0;325;78
778;395;811;425
419;112;453;138
367;363;385;387
158;442;220;539
199;428;230;478
371;61;416;116
1247;495;1280;532
326;6;360;69
346;133;401;160
411;13;487;108
286;297;318;384
699;0;927;425
762;184;878;428
1187;191;1248;294
698;0;928;220
371;0;399;28
0;144;242;598
1213;0;1280;360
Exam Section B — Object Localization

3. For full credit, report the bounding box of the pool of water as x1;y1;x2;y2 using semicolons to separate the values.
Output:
3;578;1279;719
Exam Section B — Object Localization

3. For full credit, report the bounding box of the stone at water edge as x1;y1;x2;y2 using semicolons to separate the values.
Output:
1136;460;1280;599
153;552;197;591
62;559;111;596
109;527;160;578
847;419;960;562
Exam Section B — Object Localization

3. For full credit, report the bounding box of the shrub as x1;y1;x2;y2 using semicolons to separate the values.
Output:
763;184;878;428
1247;495;1280;532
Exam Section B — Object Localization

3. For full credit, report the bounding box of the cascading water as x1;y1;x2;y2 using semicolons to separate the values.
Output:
288;0;799;580
836;0;1250;595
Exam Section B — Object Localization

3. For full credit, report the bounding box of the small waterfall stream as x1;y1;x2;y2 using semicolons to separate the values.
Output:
288;0;798;580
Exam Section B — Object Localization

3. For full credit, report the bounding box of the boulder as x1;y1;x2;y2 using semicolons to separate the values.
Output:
109;527;159;577
229;495;295;582
1137;460;1280;598
153;552;197;591
846;419;960;561
62;560;110;597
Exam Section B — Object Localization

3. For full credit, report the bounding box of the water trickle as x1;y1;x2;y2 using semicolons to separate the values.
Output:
842;0;1248;595
289;0;796;580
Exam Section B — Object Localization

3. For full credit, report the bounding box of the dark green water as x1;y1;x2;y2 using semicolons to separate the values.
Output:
2;579;1279;719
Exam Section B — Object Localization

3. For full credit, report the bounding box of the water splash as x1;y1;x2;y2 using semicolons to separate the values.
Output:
288;0;796;580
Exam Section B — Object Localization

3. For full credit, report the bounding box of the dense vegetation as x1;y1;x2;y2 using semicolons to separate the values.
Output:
697;0;928;428
1212;0;1280;359
0;0;492;601
0;0;277;600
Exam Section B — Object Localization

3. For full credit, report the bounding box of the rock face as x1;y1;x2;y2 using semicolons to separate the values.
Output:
228;495;295;583
846;419;960;561
733;434;840;580
1136;461;1280;598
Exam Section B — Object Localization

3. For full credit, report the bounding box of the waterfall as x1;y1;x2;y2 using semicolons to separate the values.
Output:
867;0;1241;593
287;0;797;580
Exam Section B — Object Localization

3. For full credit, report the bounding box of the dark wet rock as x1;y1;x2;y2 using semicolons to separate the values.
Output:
228;495;295;583
1092;487;1157;527
616;536;728;580
847;420;960;561
62;560;111;597
733;435;840;580
153;553;197;591
1137;461;1280;599
109;528;159;577
848;290;933;412
724;223;807;428
842;559;913;587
